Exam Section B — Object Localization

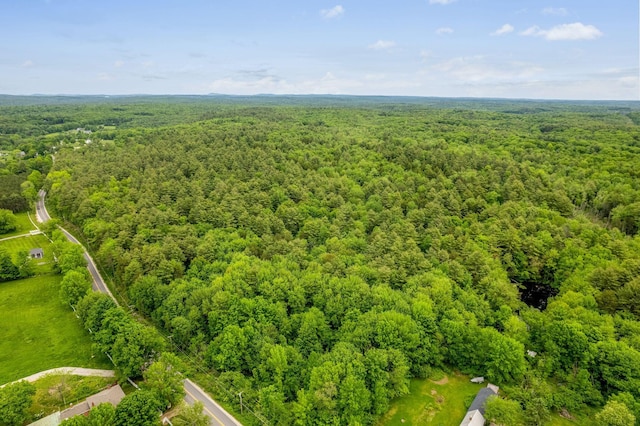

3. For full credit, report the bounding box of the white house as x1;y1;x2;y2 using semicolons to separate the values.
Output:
459;384;499;426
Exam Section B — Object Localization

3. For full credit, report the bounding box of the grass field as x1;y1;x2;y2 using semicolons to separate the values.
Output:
28;374;115;420
0;275;111;384
0;212;38;238
377;372;484;426
0;233;54;274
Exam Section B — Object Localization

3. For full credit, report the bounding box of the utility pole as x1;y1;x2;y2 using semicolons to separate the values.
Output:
238;391;243;414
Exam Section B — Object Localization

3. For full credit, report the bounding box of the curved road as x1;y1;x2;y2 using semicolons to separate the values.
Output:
37;190;242;426
37;190;116;301
1;367;115;388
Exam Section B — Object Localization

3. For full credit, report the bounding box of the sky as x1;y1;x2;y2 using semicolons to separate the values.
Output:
0;0;637;100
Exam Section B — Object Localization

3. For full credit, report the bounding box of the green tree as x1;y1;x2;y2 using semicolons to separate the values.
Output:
86;402;116;425
0;381;36;426
143;354;184;409
59;269;92;306
0;209;18;234
114;390;161;426
57;243;87;274
0;249;20;282
485;396;524;426
595;401;636;426
172;402;210;426
60;416;88;426
111;322;166;378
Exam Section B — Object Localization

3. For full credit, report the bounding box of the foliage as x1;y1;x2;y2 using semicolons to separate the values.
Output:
0;209;17;234
143;353;185;409
59;268;92;306
0;381;36;426
114;390;161;426
485;395;524;426
27;374;115;422
595;401;636;426
60;403;116;426
172;402;210;426
8;98;640;424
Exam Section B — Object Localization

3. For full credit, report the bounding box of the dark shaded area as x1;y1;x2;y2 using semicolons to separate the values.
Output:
520;281;559;310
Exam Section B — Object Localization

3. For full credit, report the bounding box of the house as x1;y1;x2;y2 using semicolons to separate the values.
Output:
29;248;44;259
459;384;499;426
59;385;125;421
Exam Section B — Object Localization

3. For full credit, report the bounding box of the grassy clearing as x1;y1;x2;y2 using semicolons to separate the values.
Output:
0;233;54;274
0;212;38;238
548;408;598;426
28;374;115;420
0;275;111;384
377;372;484;426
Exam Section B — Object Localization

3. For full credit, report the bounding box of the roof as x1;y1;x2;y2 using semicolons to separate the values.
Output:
29;248;44;255
28;412;60;426
58;385;125;421
459;410;485;426
86;385;125;407
467;387;498;415
60;402;90;420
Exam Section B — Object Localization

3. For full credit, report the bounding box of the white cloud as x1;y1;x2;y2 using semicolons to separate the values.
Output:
368;40;396;50
520;22;602;41
420;50;432;62
429;0;456;4
520;26;541;36
491;24;514;36
208;72;365;95
320;5;344;19
114;60;125;68
97;72;113;81
432;56;543;83
542;7;568;16
436;27;454;35
21;60;35;68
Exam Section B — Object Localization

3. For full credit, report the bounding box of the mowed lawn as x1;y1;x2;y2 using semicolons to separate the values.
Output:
0;233;55;274
377;372;484;426
0;275;111;384
0;212;38;238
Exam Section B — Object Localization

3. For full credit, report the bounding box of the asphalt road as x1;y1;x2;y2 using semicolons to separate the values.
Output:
36;189;51;222
183;379;242;426
37;190;243;426
37;190;116;300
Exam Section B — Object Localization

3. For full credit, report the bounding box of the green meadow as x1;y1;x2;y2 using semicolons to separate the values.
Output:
0;233;55;274
0;275;111;384
378;373;484;426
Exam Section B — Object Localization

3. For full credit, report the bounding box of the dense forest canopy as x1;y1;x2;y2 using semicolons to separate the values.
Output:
4;97;640;425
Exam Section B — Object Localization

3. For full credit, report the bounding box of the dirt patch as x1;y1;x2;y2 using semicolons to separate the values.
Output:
430;389;437;395
559;409;575;420
431;376;449;385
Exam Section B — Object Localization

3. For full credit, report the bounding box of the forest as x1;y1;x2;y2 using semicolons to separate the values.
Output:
2;96;640;425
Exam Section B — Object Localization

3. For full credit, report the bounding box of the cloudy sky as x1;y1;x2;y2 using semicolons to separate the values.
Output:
0;0;637;99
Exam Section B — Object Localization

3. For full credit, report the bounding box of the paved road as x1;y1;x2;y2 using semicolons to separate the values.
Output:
1;367;115;388
37;190;117;302
183;379;243;426
36;189;51;222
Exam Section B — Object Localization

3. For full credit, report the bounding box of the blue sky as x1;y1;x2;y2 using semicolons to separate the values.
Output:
0;0;637;99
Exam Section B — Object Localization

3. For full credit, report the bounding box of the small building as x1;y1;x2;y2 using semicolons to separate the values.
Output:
59;385;125;421
459;384;499;426
470;376;485;384
29;248;44;259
